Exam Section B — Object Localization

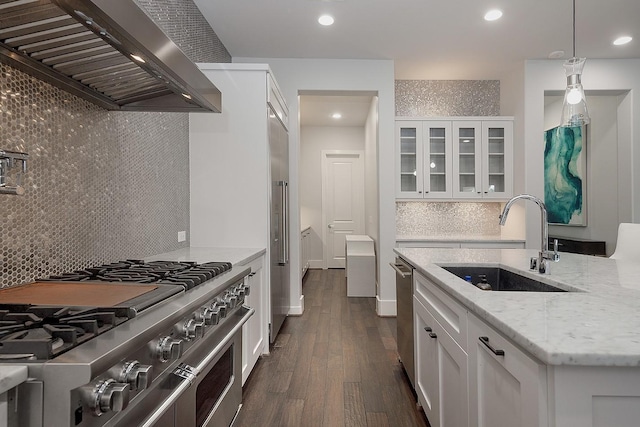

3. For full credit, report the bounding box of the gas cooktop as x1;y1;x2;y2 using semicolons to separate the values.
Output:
0;259;233;360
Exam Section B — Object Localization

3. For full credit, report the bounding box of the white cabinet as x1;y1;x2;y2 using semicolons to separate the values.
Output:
414;271;469;427
396;117;512;200
467;312;547;427
301;227;311;278
452;120;513;199
241;255;268;385
396;121;453;199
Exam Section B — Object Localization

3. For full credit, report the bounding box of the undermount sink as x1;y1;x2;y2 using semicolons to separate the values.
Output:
442;266;568;292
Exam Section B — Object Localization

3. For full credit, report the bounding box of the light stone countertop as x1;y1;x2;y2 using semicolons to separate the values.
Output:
0;365;28;394
396;235;526;243
146;247;265;267
394;247;640;367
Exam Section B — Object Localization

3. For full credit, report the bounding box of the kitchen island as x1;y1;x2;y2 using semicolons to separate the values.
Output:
395;247;640;427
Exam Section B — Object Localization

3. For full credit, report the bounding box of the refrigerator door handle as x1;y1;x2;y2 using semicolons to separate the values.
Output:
278;180;289;265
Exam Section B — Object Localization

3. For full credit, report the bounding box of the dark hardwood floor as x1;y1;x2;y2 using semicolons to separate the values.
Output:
235;269;430;427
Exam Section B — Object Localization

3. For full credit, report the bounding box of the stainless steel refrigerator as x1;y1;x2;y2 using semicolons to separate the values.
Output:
268;103;290;343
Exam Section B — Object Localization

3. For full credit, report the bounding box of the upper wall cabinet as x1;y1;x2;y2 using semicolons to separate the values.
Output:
396;120;453;199
396;118;513;200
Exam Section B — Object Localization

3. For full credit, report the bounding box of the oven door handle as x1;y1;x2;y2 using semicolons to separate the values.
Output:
139;306;255;427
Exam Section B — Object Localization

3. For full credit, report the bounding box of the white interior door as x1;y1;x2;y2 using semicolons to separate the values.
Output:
322;150;365;268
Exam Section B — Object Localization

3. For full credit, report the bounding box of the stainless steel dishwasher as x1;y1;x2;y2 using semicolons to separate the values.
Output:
391;257;415;389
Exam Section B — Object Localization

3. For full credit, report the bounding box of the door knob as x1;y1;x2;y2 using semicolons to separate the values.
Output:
328;224;334;229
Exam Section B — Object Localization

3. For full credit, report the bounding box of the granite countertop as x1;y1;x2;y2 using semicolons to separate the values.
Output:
146;247;265;266
396;235;525;242
394;247;640;367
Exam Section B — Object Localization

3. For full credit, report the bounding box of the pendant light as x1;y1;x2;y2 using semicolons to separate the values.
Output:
560;0;590;127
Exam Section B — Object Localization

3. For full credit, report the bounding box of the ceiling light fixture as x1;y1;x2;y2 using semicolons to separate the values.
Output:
613;36;633;46
332;112;342;119
484;10;503;21
560;0;590;127
318;15;334;26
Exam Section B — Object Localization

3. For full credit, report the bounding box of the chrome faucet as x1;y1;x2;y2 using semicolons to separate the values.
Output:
499;194;559;274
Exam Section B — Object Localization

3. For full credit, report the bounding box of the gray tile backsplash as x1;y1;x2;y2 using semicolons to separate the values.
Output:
0;0;229;288
395;80;500;117
396;202;502;237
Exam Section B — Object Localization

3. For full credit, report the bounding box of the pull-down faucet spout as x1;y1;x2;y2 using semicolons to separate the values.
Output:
499;194;559;274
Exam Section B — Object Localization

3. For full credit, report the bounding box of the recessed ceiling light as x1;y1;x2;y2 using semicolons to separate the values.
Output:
613;36;633;46
332;112;342;119
318;15;334;26
484;9;503;21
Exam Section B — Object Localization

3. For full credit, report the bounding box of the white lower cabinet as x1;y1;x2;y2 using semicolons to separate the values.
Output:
414;272;468;427
411;262;640;427
467;312;547;427
241;255;268;385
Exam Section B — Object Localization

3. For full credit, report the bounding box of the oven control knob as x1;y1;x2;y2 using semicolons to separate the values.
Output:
243;282;251;296
224;292;238;309
119;360;153;391
87;379;130;416
156;336;183;362
210;300;227;318
181;318;205;340
195;306;218;325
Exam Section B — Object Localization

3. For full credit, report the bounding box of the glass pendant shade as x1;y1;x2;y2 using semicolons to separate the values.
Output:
560;57;590;127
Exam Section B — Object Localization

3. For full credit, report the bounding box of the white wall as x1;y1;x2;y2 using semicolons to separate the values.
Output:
300;126;365;265
364;97;380;288
234;57;396;316
523;59;640;249
544;95;626;255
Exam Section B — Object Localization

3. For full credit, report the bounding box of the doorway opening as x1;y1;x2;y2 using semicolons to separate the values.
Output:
298;91;379;274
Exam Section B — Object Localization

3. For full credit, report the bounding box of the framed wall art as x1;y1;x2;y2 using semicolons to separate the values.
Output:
543;125;587;226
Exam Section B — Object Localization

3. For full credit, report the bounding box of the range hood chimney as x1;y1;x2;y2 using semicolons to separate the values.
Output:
0;0;222;112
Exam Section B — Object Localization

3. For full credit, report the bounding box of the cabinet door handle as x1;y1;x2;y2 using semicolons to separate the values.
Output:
424;327;437;338
479;336;505;356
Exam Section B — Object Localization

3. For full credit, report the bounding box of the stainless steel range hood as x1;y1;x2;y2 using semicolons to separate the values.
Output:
0;0;222;112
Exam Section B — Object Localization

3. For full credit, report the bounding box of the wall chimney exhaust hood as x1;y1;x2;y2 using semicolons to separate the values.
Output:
0;0;222;112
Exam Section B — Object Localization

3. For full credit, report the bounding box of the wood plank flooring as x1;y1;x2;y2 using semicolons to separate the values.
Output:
235;269;430;427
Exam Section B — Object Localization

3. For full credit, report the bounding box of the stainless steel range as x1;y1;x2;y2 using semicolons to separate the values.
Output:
0;259;253;427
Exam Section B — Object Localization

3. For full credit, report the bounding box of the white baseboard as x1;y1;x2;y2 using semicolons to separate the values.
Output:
376;296;397;317
288;294;305;316
309;259;323;269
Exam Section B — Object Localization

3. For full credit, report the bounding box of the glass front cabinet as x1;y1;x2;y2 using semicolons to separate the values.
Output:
396;121;452;199
396;118;513;200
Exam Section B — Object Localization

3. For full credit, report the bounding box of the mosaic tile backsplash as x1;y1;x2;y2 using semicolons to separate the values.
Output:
395;80;500;117
396;202;502;237
0;1;229;288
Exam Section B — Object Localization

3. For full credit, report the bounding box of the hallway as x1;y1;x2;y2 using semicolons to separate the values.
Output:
235;269;430;427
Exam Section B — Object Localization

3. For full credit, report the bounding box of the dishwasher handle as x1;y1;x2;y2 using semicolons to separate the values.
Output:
389;262;412;279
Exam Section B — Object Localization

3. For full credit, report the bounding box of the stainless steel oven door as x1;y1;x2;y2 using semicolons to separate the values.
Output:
174;325;243;427
117;305;253;427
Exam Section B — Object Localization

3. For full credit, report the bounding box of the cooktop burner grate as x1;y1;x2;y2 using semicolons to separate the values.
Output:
43;260;232;289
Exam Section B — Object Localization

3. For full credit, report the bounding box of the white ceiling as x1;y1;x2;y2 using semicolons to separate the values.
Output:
194;0;640;126
299;95;373;127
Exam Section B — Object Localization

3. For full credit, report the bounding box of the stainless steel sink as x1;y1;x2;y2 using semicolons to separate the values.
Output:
442;266;568;292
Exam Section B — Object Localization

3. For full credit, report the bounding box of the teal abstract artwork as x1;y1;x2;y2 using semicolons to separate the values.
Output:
544;125;586;226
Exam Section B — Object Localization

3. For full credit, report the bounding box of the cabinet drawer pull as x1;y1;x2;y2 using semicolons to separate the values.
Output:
424;326;437;338
479;336;505;356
